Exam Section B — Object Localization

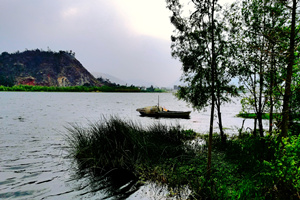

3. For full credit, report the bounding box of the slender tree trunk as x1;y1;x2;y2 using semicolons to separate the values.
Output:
207;0;215;180
258;112;263;136
216;90;225;144
258;58;264;137
269;44;275;133
258;5;266;137
281;0;296;137
208;95;214;180
253;74;258;136
254;118;257;136
268;3;277;134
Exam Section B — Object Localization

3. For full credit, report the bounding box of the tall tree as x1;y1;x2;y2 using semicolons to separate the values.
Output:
262;0;288;133
166;0;239;178
229;0;268;136
228;0;300;136
281;0;297;137
227;0;290;136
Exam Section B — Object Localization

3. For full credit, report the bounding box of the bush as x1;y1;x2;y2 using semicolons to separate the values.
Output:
261;135;300;199
203;134;300;200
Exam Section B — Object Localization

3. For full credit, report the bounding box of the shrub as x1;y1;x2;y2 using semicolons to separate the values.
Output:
261;135;300;199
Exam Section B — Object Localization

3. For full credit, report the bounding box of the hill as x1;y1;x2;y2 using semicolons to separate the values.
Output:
92;72;127;86
0;49;100;87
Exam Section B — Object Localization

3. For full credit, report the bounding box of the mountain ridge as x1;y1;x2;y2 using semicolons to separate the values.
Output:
0;50;100;87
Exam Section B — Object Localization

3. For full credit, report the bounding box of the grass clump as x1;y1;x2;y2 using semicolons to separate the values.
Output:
66;116;196;177
236;113;273;119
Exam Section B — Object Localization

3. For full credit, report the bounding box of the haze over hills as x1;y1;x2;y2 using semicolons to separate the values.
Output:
92;72;158;87
91;72;127;86
124;79;157;87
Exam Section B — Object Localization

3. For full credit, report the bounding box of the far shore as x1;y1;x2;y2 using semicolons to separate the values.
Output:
0;85;168;93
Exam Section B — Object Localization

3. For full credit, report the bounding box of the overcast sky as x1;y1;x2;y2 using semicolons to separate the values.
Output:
0;0;233;87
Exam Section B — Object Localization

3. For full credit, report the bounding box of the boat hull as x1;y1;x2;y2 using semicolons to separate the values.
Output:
138;110;191;119
136;106;191;119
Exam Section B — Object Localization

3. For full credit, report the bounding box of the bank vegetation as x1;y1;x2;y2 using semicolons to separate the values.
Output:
66;117;300;199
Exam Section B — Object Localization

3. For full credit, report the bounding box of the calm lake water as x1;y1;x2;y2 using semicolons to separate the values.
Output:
0;92;267;199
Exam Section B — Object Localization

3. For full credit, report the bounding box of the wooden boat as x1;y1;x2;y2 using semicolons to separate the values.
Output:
136;106;191;119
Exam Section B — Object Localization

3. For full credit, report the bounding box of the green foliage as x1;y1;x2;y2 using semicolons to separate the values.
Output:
262;135;300;198
0;85;141;92
0;84;171;93
181;129;197;140
65;116;300;199
187;134;299;199
0;75;15;86
151;133;300;199
167;0;240;111
227;0;294;135
237;112;281;120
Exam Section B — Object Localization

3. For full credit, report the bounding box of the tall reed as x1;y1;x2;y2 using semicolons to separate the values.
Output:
65;116;194;176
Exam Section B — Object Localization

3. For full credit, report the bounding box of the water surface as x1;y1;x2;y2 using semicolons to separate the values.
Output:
0;92;266;199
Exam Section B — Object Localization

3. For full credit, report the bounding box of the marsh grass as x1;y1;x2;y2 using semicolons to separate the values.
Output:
65;116;198;198
65;116;196;177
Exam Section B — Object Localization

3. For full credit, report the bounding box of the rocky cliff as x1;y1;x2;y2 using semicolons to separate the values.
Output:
0;50;101;87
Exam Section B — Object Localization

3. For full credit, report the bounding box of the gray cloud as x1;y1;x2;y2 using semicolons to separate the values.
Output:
0;0;182;87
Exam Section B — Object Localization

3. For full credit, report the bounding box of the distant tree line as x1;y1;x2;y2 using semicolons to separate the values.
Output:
0;85;142;92
0;75;15;87
1;48;76;58
96;77;120;87
0;84;168;93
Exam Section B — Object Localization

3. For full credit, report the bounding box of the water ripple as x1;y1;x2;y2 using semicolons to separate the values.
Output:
0;92;250;199
0;190;35;199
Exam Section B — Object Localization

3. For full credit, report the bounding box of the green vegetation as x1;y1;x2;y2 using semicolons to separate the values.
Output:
237;113;300;124
237;113;275;120
66;117;196;175
143;85;166;93
66;117;300;199
0;75;15;87
166;0;300;190
0;84;168;93
0;85;141;92
145;87;166;93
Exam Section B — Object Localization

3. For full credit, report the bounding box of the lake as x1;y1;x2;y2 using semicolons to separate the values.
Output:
0;92;267;199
